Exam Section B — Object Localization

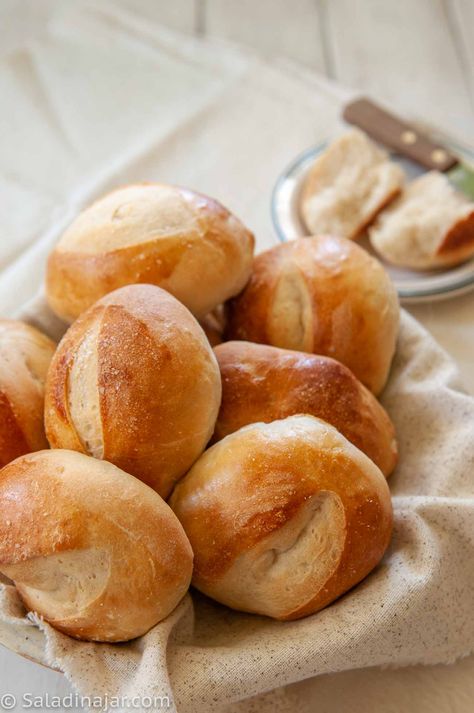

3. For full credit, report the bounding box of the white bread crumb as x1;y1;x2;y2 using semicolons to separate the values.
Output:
301;129;403;240
369;171;474;269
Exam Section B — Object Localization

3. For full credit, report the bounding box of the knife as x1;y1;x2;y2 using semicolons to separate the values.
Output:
343;97;474;200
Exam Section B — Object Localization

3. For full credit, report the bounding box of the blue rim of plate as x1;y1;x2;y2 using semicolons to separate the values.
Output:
271;142;474;302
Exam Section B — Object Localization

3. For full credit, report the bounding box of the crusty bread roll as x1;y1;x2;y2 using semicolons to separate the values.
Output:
301;129;403;239
369;171;474;269
0;320;56;467
213;341;397;477
45;284;222;498
46;183;255;323
170;415;392;620
0;450;193;642
225;235;399;395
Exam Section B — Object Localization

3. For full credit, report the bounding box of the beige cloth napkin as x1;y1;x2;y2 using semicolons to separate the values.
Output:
1;3;474;712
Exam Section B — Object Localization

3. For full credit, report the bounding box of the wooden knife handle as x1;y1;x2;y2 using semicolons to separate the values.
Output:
343;97;458;171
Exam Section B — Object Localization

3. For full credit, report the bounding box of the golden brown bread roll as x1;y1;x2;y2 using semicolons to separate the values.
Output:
46;183;255;323
213;341;397;477
225;235;400;395
0;320;56;467
45;284;222;498
0;450;193;642
170;415;393;620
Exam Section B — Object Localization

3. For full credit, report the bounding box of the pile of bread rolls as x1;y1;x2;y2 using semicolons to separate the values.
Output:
301;129;474;269
0;181;399;643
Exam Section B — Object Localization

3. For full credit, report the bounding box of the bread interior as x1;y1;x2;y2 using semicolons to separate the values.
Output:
207;490;345;618
1;548;111;621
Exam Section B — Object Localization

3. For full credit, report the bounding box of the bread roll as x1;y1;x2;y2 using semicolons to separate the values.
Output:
0;450;193;642
225;235;399;395
170;415;392;620
200;308;225;347
46;183;255;323
45;284;222;498
0;320;56;467
214;341;397;477
301;130;403;239
369;171;474;269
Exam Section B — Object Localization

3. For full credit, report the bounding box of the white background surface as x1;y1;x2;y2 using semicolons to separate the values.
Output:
0;1;473;711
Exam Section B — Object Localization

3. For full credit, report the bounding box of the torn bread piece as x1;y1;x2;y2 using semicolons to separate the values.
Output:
369;171;474;269
301;129;404;240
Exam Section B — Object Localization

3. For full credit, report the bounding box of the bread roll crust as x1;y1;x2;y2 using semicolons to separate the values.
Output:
170;415;393;620
46;184;255;322
45;284;222;498
213;341;397;476
440;211;474;258
0;450;193;642
0;320;56;467
225;235;400;395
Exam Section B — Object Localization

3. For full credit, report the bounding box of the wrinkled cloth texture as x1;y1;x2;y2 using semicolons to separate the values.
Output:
0;3;474;713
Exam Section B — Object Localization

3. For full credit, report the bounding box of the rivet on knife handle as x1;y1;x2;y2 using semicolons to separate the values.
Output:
343;97;459;172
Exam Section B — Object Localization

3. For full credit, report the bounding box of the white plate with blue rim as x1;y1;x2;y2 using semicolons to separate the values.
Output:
271;141;474;304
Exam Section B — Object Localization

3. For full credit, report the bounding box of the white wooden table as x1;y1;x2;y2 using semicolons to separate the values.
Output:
0;1;473;710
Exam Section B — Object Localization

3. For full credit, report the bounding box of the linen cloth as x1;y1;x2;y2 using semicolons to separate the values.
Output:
0;3;474;712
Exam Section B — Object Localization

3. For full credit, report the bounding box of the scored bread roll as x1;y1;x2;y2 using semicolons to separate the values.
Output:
225;235;400;395
214;341;397;477
0;320;56;467
301;129;403;239
45;284;222;498
46;183;255;323
369;171;474;269
170;415;393;620
0;450;193;642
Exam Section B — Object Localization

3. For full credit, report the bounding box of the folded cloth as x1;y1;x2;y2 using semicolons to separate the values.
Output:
3;304;474;713
1;3;474;713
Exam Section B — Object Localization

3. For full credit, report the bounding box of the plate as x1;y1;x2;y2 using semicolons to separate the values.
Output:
271;142;474;303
